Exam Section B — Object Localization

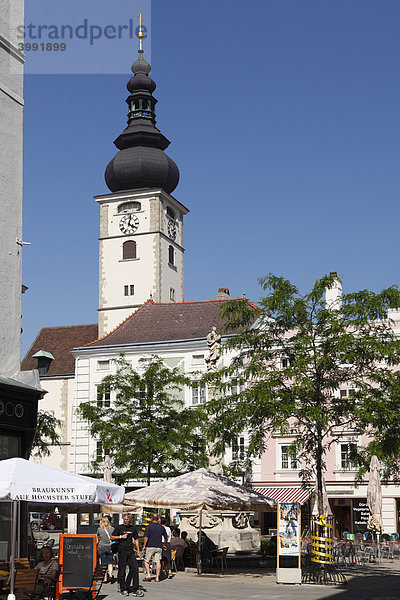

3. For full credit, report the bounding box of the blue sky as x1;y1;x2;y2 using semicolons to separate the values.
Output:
21;0;400;355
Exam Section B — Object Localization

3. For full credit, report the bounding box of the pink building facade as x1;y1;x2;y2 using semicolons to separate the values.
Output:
252;307;400;538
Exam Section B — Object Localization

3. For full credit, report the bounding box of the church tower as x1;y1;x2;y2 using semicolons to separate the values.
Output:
96;18;188;337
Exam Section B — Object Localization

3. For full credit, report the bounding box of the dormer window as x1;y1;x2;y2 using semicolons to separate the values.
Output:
118;201;141;213
32;350;54;376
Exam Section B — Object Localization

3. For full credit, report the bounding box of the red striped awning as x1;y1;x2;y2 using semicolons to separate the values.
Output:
253;487;312;505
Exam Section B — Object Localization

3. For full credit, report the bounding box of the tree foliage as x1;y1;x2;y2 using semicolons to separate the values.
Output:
203;273;400;513
31;410;62;458
78;355;207;485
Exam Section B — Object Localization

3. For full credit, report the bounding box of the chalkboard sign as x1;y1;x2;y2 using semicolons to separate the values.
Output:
57;534;97;597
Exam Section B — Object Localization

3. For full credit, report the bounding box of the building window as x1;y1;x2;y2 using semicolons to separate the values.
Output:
122;240;137;260
96;441;103;461
232;436;245;461
124;284;135;296
191;381;206;405
281;445;298;470
169;287;175;301
340;388;355;399
168;245;175;265
97;385;111;408
97;360;110;371
192;354;205;366
118;201;141;213
231;378;245;395
166;206;175;219
340;442;357;470
281;357;293;368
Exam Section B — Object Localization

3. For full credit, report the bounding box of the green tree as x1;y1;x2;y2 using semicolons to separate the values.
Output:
31;410;62;458
203;273;400;514
78;355;207;485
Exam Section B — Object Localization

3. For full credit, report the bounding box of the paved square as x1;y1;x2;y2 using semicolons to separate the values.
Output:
100;563;400;600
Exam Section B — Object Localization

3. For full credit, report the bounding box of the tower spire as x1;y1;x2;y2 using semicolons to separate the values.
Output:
104;12;180;194
137;8;144;52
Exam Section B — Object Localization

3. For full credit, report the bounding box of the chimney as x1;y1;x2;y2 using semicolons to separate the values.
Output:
325;272;342;310
216;288;231;300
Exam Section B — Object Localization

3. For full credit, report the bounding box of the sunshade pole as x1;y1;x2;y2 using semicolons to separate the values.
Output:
7;500;18;600
196;508;203;575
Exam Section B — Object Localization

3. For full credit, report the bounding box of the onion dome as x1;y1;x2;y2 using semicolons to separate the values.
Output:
105;35;179;194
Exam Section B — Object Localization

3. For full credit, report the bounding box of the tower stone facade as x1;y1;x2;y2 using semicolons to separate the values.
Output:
97;36;188;336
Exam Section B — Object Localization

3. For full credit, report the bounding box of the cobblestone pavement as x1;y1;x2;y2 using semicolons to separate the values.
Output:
98;561;400;600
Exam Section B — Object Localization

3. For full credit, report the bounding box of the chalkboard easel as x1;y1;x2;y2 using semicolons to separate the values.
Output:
57;534;97;599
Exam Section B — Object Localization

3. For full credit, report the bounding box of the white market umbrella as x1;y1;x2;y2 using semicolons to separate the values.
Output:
124;468;275;575
0;458;125;600
123;468;276;512
367;455;383;534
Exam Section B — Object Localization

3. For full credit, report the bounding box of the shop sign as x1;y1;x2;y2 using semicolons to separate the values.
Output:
352;498;369;532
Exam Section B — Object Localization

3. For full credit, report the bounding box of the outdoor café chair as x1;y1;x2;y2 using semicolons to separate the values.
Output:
171;547;185;573
0;567;39;600
210;547;229;573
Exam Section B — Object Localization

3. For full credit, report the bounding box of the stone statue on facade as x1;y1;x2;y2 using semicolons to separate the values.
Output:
206;326;223;475
205;326;221;372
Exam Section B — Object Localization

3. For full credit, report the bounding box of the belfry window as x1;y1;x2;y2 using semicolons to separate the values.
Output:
118;202;141;213
168;245;175;265
123;240;137;260
166;206;175;219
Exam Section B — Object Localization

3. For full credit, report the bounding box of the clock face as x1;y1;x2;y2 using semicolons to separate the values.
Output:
119;214;139;234
167;219;177;240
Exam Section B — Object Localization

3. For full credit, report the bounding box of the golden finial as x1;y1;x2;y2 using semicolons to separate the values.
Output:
137;8;144;51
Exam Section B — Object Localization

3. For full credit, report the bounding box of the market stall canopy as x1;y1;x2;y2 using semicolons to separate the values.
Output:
0;457;125;505
124;468;276;511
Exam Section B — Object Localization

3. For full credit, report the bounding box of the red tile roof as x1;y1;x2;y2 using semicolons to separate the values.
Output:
21;324;98;376
84;298;259;348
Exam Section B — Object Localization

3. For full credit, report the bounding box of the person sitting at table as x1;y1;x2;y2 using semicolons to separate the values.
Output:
171;529;186;552
198;531;217;567
35;547;59;592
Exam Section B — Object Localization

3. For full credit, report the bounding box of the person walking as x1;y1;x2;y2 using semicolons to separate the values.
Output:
142;514;167;582
97;516;115;583
160;517;172;579
111;514;144;597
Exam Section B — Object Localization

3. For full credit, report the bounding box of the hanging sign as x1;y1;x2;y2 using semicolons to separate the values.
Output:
278;503;301;556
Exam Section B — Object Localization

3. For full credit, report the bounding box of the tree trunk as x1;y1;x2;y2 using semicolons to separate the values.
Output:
316;434;324;516
147;462;151;486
